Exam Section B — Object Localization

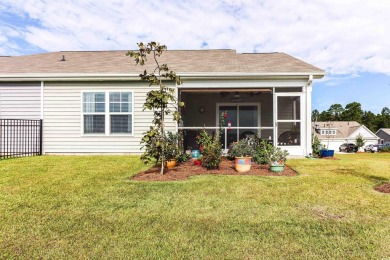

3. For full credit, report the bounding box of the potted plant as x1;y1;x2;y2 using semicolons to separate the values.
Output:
227;137;255;173
194;155;203;166
319;121;335;157
163;132;180;169
262;144;289;173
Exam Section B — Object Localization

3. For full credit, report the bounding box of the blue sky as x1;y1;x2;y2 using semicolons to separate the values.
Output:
1;0;389;114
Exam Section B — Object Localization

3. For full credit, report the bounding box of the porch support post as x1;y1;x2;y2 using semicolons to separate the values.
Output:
272;87;277;147
305;75;313;155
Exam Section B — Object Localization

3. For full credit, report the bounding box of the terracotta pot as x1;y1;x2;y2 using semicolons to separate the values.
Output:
235;157;252;173
164;159;176;169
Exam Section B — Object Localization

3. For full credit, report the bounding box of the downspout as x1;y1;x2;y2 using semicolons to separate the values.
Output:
40;81;44;154
306;75;313;155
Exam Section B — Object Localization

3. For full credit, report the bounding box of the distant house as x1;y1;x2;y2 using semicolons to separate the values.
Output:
312;121;379;151
375;128;390;144
0;50;325;156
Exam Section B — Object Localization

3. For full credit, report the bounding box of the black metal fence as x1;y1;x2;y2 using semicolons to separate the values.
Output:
0;119;42;159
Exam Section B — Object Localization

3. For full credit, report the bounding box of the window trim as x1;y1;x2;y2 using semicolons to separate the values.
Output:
81;90;134;136
320;129;336;135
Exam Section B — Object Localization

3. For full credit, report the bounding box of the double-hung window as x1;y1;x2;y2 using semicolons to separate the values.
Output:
109;92;132;134
83;92;106;134
82;91;133;135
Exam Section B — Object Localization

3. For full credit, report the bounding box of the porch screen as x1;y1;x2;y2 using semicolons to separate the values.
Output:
276;96;301;146
219;105;259;149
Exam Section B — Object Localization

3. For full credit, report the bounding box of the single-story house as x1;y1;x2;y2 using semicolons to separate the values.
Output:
312;121;379;151
375;128;390;144
0;50;325;156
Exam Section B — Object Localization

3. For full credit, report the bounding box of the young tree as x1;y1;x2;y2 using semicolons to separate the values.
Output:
355;134;365;151
126;42;184;174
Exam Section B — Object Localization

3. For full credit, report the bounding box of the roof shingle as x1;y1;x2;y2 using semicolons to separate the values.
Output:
0;50;325;75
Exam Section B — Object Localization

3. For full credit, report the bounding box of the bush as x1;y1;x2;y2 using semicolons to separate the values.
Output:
253;140;274;164
227;136;256;159
312;135;322;156
197;130;222;170
380;146;390;152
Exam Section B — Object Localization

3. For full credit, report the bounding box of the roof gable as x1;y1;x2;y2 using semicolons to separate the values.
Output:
376;128;390;136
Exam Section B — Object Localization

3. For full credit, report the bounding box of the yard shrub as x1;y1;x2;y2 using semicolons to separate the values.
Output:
355;134;366;150
227;136;256;159
312;135;322;156
380;146;390;152
197;130;222;169
253;139;274;164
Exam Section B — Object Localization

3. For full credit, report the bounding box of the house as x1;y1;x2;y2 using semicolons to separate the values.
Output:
375;128;390;144
0;50;325;156
312;121;379;151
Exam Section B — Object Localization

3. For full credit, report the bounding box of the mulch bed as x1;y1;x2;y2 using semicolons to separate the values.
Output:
375;183;390;194
132;157;297;181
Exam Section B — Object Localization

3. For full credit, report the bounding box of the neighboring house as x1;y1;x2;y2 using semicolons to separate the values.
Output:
375;128;390;144
312;121;379;151
0;50;325;156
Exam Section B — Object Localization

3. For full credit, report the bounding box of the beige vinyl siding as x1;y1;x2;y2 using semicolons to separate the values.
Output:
43;81;176;154
0;82;41;119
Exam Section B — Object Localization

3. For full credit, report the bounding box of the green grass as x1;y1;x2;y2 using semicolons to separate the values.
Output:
0;154;389;259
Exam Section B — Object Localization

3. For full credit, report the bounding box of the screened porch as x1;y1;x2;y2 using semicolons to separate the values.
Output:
178;87;303;152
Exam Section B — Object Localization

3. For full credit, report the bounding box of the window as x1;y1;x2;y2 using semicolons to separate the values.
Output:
83;92;105;134
109;92;132;134
82;91;133;135
320;129;336;135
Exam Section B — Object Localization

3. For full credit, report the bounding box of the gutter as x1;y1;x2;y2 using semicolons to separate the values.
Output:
0;72;326;82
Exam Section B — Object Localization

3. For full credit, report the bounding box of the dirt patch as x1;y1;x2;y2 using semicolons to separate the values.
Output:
132;157;297;181
375;183;390;194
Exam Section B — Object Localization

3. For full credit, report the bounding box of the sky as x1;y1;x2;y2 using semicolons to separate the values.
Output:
0;0;389;114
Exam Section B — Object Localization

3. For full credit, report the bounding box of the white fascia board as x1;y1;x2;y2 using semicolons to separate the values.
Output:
0;72;325;82
0;73;141;81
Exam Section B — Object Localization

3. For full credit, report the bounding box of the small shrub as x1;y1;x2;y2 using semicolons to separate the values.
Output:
312;135;322;156
380;146;390;152
197;130;222;170
253;140;274;164
227;136;256;159
355;134;365;150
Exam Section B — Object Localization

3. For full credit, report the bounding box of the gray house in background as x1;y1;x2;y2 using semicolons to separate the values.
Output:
0;50;325;156
376;128;390;144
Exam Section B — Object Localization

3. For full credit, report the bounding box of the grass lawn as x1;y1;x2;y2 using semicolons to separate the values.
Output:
0;153;389;259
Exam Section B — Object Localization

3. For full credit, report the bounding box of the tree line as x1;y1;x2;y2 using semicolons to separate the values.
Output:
312;102;390;133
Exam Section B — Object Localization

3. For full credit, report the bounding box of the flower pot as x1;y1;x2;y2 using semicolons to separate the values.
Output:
194;160;202;166
320;149;334;157
235;157;252;173
164;159;176;169
270;165;285;173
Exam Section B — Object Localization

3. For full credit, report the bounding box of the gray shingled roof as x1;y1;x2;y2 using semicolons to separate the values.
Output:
0;50;325;76
312;121;361;139
376;128;390;135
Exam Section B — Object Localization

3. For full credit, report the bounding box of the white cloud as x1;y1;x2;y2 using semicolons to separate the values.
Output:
1;0;390;76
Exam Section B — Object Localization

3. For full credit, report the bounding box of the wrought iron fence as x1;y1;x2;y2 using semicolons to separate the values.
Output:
0;119;42;159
